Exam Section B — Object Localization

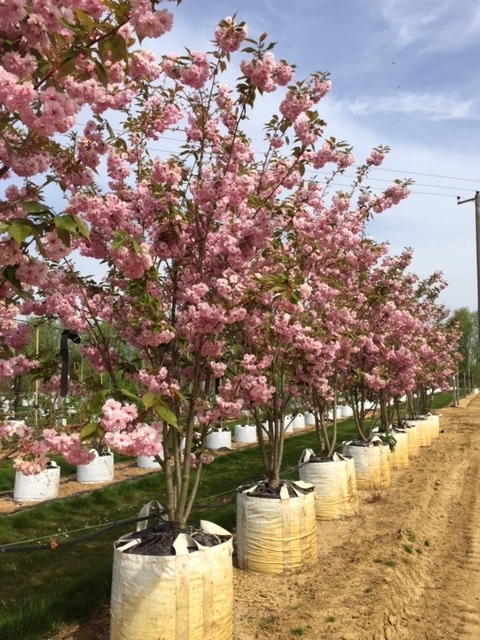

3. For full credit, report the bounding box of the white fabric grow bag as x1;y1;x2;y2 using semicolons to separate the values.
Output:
341;437;391;490
76;450;114;483
292;414;305;430
389;429;409;470
110;503;233;640
236;481;317;574
327;408;342;420
234;424;257;444
298;450;359;519
260;419;293;439
13;462;60;502
340;405;354;418
426;413;440;440
206;430;231;450
405;418;431;448
137;455;162;469
304;412;316;426
404;423;420;458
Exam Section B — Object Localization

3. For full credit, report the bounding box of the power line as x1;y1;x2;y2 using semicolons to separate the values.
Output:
373;167;480;183
64;124;479;188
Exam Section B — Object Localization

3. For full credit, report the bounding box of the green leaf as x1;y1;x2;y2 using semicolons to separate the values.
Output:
109;34;128;64
3;265;22;289
131;238;142;255
73;8;95;28
153;402;178;427
8;221;35;244
56;227;71;247
111;237;125;251
95;59;109;87
54;215;78;232
142;392;178;427
142;391;159;410
88;389;108;413
80;422;98;440
73;216;90;238
21;201;52;215
119;387;140;402
99;34;128;64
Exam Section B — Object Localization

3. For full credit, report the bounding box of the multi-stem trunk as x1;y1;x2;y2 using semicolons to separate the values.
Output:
346;387;368;441
312;388;337;457
379;397;390;432
253;394;286;489
161;349;207;527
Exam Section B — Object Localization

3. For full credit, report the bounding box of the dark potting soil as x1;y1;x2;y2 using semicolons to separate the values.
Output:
307;455;335;463
245;480;314;499
120;521;230;556
346;439;372;447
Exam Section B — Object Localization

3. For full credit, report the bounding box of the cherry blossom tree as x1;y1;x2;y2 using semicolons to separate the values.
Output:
338;251;459;438
223;151;416;481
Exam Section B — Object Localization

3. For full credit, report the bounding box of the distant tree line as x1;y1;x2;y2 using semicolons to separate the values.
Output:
448;307;480;387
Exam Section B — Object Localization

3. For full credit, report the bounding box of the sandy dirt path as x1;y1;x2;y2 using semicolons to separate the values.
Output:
38;394;480;639
233;393;480;640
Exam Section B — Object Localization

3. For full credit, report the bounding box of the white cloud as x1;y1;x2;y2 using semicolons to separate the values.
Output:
337;92;475;121
381;0;480;51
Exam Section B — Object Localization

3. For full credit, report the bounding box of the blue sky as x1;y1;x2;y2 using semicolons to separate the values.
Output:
150;0;480;312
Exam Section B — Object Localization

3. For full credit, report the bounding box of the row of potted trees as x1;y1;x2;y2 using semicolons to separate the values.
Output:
0;3;462;639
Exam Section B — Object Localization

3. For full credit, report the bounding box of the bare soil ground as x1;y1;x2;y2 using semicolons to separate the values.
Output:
10;394;480;640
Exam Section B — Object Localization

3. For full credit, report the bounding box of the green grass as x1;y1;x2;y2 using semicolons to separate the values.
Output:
373;558;397;568
259;616;277;629
405;529;416;543
291;628;307;636
0;393;452;640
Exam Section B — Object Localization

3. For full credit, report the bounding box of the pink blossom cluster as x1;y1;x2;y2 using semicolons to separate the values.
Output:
214;17;248;53
42;430;96;466
130;2;174;39
100;399;138;432
294;113;320;146
280;89;314;121
309;141;354;170
188;452;215;469
180;52;211;90
240;53;294;93
0;354;38;379
137;368;180;397
0;420;51;476
105;425;163;457
366;149;386;166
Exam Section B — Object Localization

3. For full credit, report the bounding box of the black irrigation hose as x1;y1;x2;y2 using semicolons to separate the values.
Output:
0;465;304;554
0;513;158;554
0;496;235;554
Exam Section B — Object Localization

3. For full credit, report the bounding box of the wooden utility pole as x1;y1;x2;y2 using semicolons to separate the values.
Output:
457;192;480;337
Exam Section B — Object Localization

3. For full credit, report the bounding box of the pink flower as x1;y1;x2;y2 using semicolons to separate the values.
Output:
214;17;247;53
43;230;71;261
130;3;174;39
180;52;210;90
366;150;386;166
